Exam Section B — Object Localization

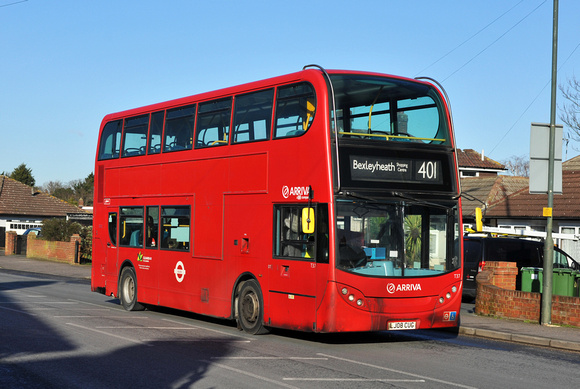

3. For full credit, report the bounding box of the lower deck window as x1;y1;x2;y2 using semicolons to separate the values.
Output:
119;207;144;247
161;206;190;251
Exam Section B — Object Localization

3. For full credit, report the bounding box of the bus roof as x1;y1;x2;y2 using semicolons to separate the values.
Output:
100;67;437;124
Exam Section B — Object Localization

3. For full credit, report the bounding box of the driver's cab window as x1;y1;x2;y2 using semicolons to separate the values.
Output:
274;204;328;262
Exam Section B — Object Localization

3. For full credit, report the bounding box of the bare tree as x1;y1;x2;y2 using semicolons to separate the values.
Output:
42;180;66;194
559;76;580;148
502;155;529;177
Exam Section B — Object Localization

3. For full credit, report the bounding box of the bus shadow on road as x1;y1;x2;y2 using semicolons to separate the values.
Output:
268;327;460;345
102;296;460;345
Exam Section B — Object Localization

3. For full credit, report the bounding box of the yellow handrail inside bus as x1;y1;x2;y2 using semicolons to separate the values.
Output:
338;131;446;142
210;140;228;145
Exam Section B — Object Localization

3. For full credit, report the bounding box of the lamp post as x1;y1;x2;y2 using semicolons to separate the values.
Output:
541;0;558;326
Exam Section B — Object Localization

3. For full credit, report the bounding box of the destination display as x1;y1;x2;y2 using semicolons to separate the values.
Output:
350;155;443;185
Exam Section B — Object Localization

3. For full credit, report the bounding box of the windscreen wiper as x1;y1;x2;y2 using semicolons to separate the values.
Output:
391;191;451;210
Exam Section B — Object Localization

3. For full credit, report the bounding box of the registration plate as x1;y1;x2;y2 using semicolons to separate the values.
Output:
387;321;417;330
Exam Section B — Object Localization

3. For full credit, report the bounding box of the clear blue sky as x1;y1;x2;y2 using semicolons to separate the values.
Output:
1;0;579;186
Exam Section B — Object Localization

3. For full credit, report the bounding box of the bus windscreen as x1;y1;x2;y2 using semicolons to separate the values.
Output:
331;75;450;145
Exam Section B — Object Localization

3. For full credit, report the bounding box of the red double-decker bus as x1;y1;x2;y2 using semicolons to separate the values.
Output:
91;65;462;334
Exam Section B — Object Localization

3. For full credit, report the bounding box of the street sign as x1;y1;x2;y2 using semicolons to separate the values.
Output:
529;123;562;194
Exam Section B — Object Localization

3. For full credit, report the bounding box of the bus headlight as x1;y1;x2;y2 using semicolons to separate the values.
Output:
336;283;366;310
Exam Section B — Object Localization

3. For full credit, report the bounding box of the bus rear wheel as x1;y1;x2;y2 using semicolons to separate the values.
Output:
237;280;268;335
119;267;144;311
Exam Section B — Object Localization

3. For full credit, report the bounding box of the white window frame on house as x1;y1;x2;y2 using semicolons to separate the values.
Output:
559;226;580;261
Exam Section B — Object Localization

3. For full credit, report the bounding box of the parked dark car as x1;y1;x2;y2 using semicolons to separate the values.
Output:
463;236;580;299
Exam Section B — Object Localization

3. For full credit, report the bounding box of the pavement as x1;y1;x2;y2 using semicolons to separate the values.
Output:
1;250;579;352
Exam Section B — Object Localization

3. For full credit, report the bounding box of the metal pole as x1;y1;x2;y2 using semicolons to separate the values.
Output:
541;0;558;326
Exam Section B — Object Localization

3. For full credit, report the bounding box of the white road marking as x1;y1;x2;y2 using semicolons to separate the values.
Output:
214;357;328;360
318;353;478;389
66;322;148;345
283;378;425;382
209;361;300;389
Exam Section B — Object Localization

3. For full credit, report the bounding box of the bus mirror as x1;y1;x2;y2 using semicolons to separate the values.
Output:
302;208;315;234
303;100;315;131
475;207;483;232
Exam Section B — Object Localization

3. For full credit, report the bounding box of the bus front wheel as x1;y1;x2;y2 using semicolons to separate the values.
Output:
119;267;144;311
237;280;268;335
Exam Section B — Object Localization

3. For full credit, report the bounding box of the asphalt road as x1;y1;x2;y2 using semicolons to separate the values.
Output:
1;270;578;389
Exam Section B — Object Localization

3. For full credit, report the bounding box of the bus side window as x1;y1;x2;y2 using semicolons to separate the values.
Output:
196;98;232;148
122;114;149;157
98;120;122;160
146;206;159;248
148;111;164;154
232;89;274;143
108;212;117;246
274;83;316;138
164;104;196;152
119;207;144;248
161;206;190;251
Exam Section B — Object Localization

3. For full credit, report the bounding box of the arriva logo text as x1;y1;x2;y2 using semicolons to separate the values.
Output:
282;185;310;199
386;283;422;294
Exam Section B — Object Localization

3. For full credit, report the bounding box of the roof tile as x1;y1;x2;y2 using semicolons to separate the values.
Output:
457;149;506;170
0;175;86;217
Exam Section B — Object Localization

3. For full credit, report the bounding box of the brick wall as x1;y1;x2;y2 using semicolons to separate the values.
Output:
552;295;580;327
26;234;81;264
5;231;17;255
475;261;580;327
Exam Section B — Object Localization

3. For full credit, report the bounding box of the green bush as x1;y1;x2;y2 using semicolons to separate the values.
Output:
40;218;82;242
80;226;92;262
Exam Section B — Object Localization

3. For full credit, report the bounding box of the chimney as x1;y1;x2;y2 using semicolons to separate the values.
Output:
481;149;485;161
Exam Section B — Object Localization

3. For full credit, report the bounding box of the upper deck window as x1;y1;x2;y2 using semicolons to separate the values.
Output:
195;98;232;148
98;120;122;160
331;75;450;145
232;89;274;143
122;114;149;157
274;83;316;138
164;104;196;152
148;111;164;154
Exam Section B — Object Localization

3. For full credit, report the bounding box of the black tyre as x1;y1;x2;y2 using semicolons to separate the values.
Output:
119;267;144;311
237;279;268;335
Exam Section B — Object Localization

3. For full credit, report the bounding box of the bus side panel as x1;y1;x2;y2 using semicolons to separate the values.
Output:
90;235;106;292
222;194;270;319
157;251;195;312
267;259;317;331
192;158;228;260
118;164;163;197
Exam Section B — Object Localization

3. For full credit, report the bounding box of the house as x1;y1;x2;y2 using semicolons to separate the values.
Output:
484;155;580;259
457;148;507;178
0;175;90;248
457;149;529;228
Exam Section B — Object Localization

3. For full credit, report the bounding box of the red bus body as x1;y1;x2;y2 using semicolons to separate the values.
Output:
92;67;463;333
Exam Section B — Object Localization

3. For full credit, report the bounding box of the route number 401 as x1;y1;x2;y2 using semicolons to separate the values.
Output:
418;161;437;180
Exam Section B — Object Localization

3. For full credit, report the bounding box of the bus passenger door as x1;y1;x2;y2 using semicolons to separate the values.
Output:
106;211;119;277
